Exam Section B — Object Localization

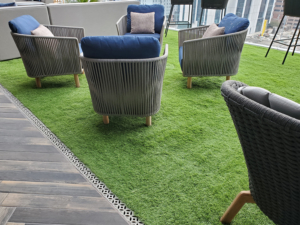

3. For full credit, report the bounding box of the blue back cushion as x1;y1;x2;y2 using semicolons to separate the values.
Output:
9;15;40;35
218;13;249;34
0;2;16;7
127;4;164;34
81;36;160;59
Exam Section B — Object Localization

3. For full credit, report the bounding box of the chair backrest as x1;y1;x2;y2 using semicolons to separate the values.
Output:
221;80;300;225
284;0;300;17
126;4;164;34
9;15;40;35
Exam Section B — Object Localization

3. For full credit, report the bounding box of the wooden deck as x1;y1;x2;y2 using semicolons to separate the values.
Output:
0;89;129;225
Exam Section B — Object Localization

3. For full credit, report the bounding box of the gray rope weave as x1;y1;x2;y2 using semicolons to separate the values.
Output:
80;45;168;117
221;80;300;225
179;27;248;77
11;25;84;78
116;15;166;49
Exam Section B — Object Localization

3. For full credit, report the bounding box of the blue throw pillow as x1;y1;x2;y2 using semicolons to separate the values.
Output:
218;13;249;34
127;4;164;34
0;2;15;7
9;15;40;35
81;36;160;59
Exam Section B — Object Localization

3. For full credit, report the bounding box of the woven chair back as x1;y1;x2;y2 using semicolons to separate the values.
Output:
221;80;300;225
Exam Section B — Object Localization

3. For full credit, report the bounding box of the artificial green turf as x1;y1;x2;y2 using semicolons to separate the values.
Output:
2;30;300;224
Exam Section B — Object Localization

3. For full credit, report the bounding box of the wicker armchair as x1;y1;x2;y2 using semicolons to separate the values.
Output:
80;45;168;126
11;25;84;88
179;26;248;88
116;15;166;48
220;80;300;224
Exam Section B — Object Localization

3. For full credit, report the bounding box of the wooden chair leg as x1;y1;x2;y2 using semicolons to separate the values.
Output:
187;77;192;89
146;116;151;126
35;77;41;88
220;191;255;224
226;76;231;81
103;115;109;124
74;74;80;88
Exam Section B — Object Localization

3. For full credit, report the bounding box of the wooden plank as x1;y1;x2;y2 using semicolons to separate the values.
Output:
2;194;113;211
0;193;8;205
8;208;128;225
0;152;68;162
0;129;43;138
0;108;20;113
0;143;58;153
0;161;77;173
0;137;52;145
0;113;25;119
0;181;100;197
0;207;16;225
0;171;88;184
6;223;25;225
0;103;16;108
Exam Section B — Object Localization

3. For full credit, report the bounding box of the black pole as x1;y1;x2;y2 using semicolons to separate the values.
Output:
165;4;174;37
282;18;300;64
292;20;300;56
265;15;285;57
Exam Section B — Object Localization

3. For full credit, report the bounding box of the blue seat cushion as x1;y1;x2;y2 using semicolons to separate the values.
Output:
0;2;16;7
124;32;160;41
81;36;160;59
179;46;183;69
218;13;249;34
9;15;40;35
127;4;164;34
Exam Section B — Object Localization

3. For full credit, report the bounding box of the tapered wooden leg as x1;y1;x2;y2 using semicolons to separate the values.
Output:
187;77;192;89
146;116;151;126
82;69;85;74
220;191;255;224
35;77;41;88
103;115;109;124
74;74;80;87
226;76;231;81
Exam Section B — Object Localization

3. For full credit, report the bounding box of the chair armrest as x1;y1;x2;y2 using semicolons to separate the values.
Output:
159;16;166;47
116;15;127;36
178;25;209;48
181;29;248;76
44;25;85;42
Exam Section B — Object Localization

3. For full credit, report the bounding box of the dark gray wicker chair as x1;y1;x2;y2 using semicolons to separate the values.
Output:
80;45;168;126
220;80;300;224
11;25;84;88
179;26;248;89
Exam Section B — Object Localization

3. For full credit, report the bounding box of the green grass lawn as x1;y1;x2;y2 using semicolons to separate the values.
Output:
2;30;300;224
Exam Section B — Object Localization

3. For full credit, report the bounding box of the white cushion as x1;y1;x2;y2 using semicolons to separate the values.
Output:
202;23;225;39
31;24;54;36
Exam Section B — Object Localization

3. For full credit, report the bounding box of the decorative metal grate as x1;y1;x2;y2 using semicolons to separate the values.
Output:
0;84;144;225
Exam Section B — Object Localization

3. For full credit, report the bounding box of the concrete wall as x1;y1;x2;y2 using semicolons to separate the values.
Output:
47;1;139;36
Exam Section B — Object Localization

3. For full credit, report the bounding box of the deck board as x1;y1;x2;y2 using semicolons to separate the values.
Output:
0;89;128;225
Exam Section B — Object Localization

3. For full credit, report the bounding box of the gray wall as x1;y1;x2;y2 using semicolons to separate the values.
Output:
47;1;139;36
0;5;50;61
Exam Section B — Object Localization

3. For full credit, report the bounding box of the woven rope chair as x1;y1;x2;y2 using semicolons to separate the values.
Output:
220;80;300;224
11;25;84;88
80;45;168;126
116;15;166;49
179;27;247;89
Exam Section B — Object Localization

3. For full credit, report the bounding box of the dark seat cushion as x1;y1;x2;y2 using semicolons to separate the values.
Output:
9;15;40;35
127;4;164;34
237;86;270;107
218;13;249;34
81;36;160;59
124;32;160;40
0;2;16;7
179;46;183;69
